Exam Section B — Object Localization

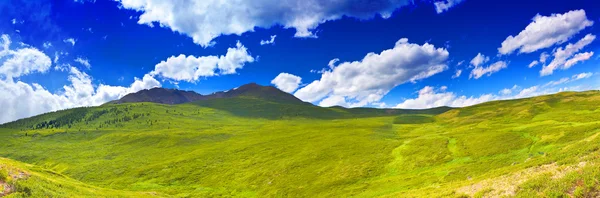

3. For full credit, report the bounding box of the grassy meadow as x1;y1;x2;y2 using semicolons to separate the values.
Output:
2;91;600;197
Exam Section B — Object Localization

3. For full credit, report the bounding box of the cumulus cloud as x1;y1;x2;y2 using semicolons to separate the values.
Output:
395;78;593;109
564;52;594;68
150;41;254;82
540;52;549;64
0;34;160;124
318;95;349;107
395;86;494;109
116;0;457;47
42;42;52;49
499;89;512;95
543;72;593;87
498;9;593;55
327;58;339;69
468;53;507;79
74;57;91;69
540;34;595;76
0;69;160;124
63;38;76;46
294;38;449;107
452;69;462;79
469;61;507;79
260;35;276;45
528;60;539;68
433;0;465;14
0;35;52;79
544;77;569;87
271;73;302;93
470;53;489;67
499;85;519;95
573;72;593;80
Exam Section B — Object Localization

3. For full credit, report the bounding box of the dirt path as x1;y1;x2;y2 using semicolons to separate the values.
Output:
0;180;14;197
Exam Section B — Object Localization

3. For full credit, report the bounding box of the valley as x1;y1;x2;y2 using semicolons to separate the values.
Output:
1;86;600;197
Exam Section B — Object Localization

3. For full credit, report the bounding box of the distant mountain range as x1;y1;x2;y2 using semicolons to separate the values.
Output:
104;82;451;118
107;83;305;105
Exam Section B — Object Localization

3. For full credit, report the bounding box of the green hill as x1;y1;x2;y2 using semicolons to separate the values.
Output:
107;83;311;105
2;90;600;197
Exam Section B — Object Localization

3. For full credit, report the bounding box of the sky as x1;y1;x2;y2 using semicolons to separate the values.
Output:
0;0;599;123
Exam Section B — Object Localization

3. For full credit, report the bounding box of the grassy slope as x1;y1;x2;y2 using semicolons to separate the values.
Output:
1;91;600;197
0;157;157;197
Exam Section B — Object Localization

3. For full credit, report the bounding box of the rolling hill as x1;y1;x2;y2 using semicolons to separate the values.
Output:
108;83;308;105
1;85;600;197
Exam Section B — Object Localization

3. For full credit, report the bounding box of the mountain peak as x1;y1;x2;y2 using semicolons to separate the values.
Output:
107;83;305;105
212;83;305;104
109;87;205;105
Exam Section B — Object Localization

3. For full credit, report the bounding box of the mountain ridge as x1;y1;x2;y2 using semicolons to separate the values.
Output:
2;90;600;197
107;82;306;105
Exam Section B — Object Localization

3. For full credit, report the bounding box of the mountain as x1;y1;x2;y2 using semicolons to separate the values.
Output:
107;83;449;119
205;83;307;104
109;87;205;105
3;90;600;197
108;83;306;105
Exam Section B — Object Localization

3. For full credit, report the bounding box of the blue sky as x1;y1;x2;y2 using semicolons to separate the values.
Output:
0;0;599;123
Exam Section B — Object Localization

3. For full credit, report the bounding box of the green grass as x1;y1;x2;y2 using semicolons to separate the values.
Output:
393;114;435;124
1;91;600;197
0;157;157;197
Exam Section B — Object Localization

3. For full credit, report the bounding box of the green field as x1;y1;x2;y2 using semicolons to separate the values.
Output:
2;91;600;197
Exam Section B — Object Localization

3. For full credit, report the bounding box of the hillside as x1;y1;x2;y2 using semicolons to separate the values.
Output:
105;83;449;120
0;157;157;197
109;87;205;105
108;83;308;105
1;90;600;197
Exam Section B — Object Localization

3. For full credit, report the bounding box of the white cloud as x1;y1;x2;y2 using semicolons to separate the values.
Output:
43;42;52;49
528;60;539;68
540;52;549;64
271;73;302;93
573;72;593;80
499;88;511;95
543;72;593;87
150;41;254;82
564;52;594;68
440;86;448;91
0;35;52;79
0;68;160;124
294;38;449;107
544;77;569;87
514;86;540;98
394;78;594;109
499;85;519;95
74;57;91;69
470;53;489;67
0;34;161;124
310;68;327;74
63;38;76;46
318;95;348;107
116;0;456;47
452;69;462;79
433;0;465;14
396;70;599;109
395;86;494;109
53;51;67;64
260;35;276;45
469;61;508;79
498;9;593;55
540;34;595;76
327;58;339;69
